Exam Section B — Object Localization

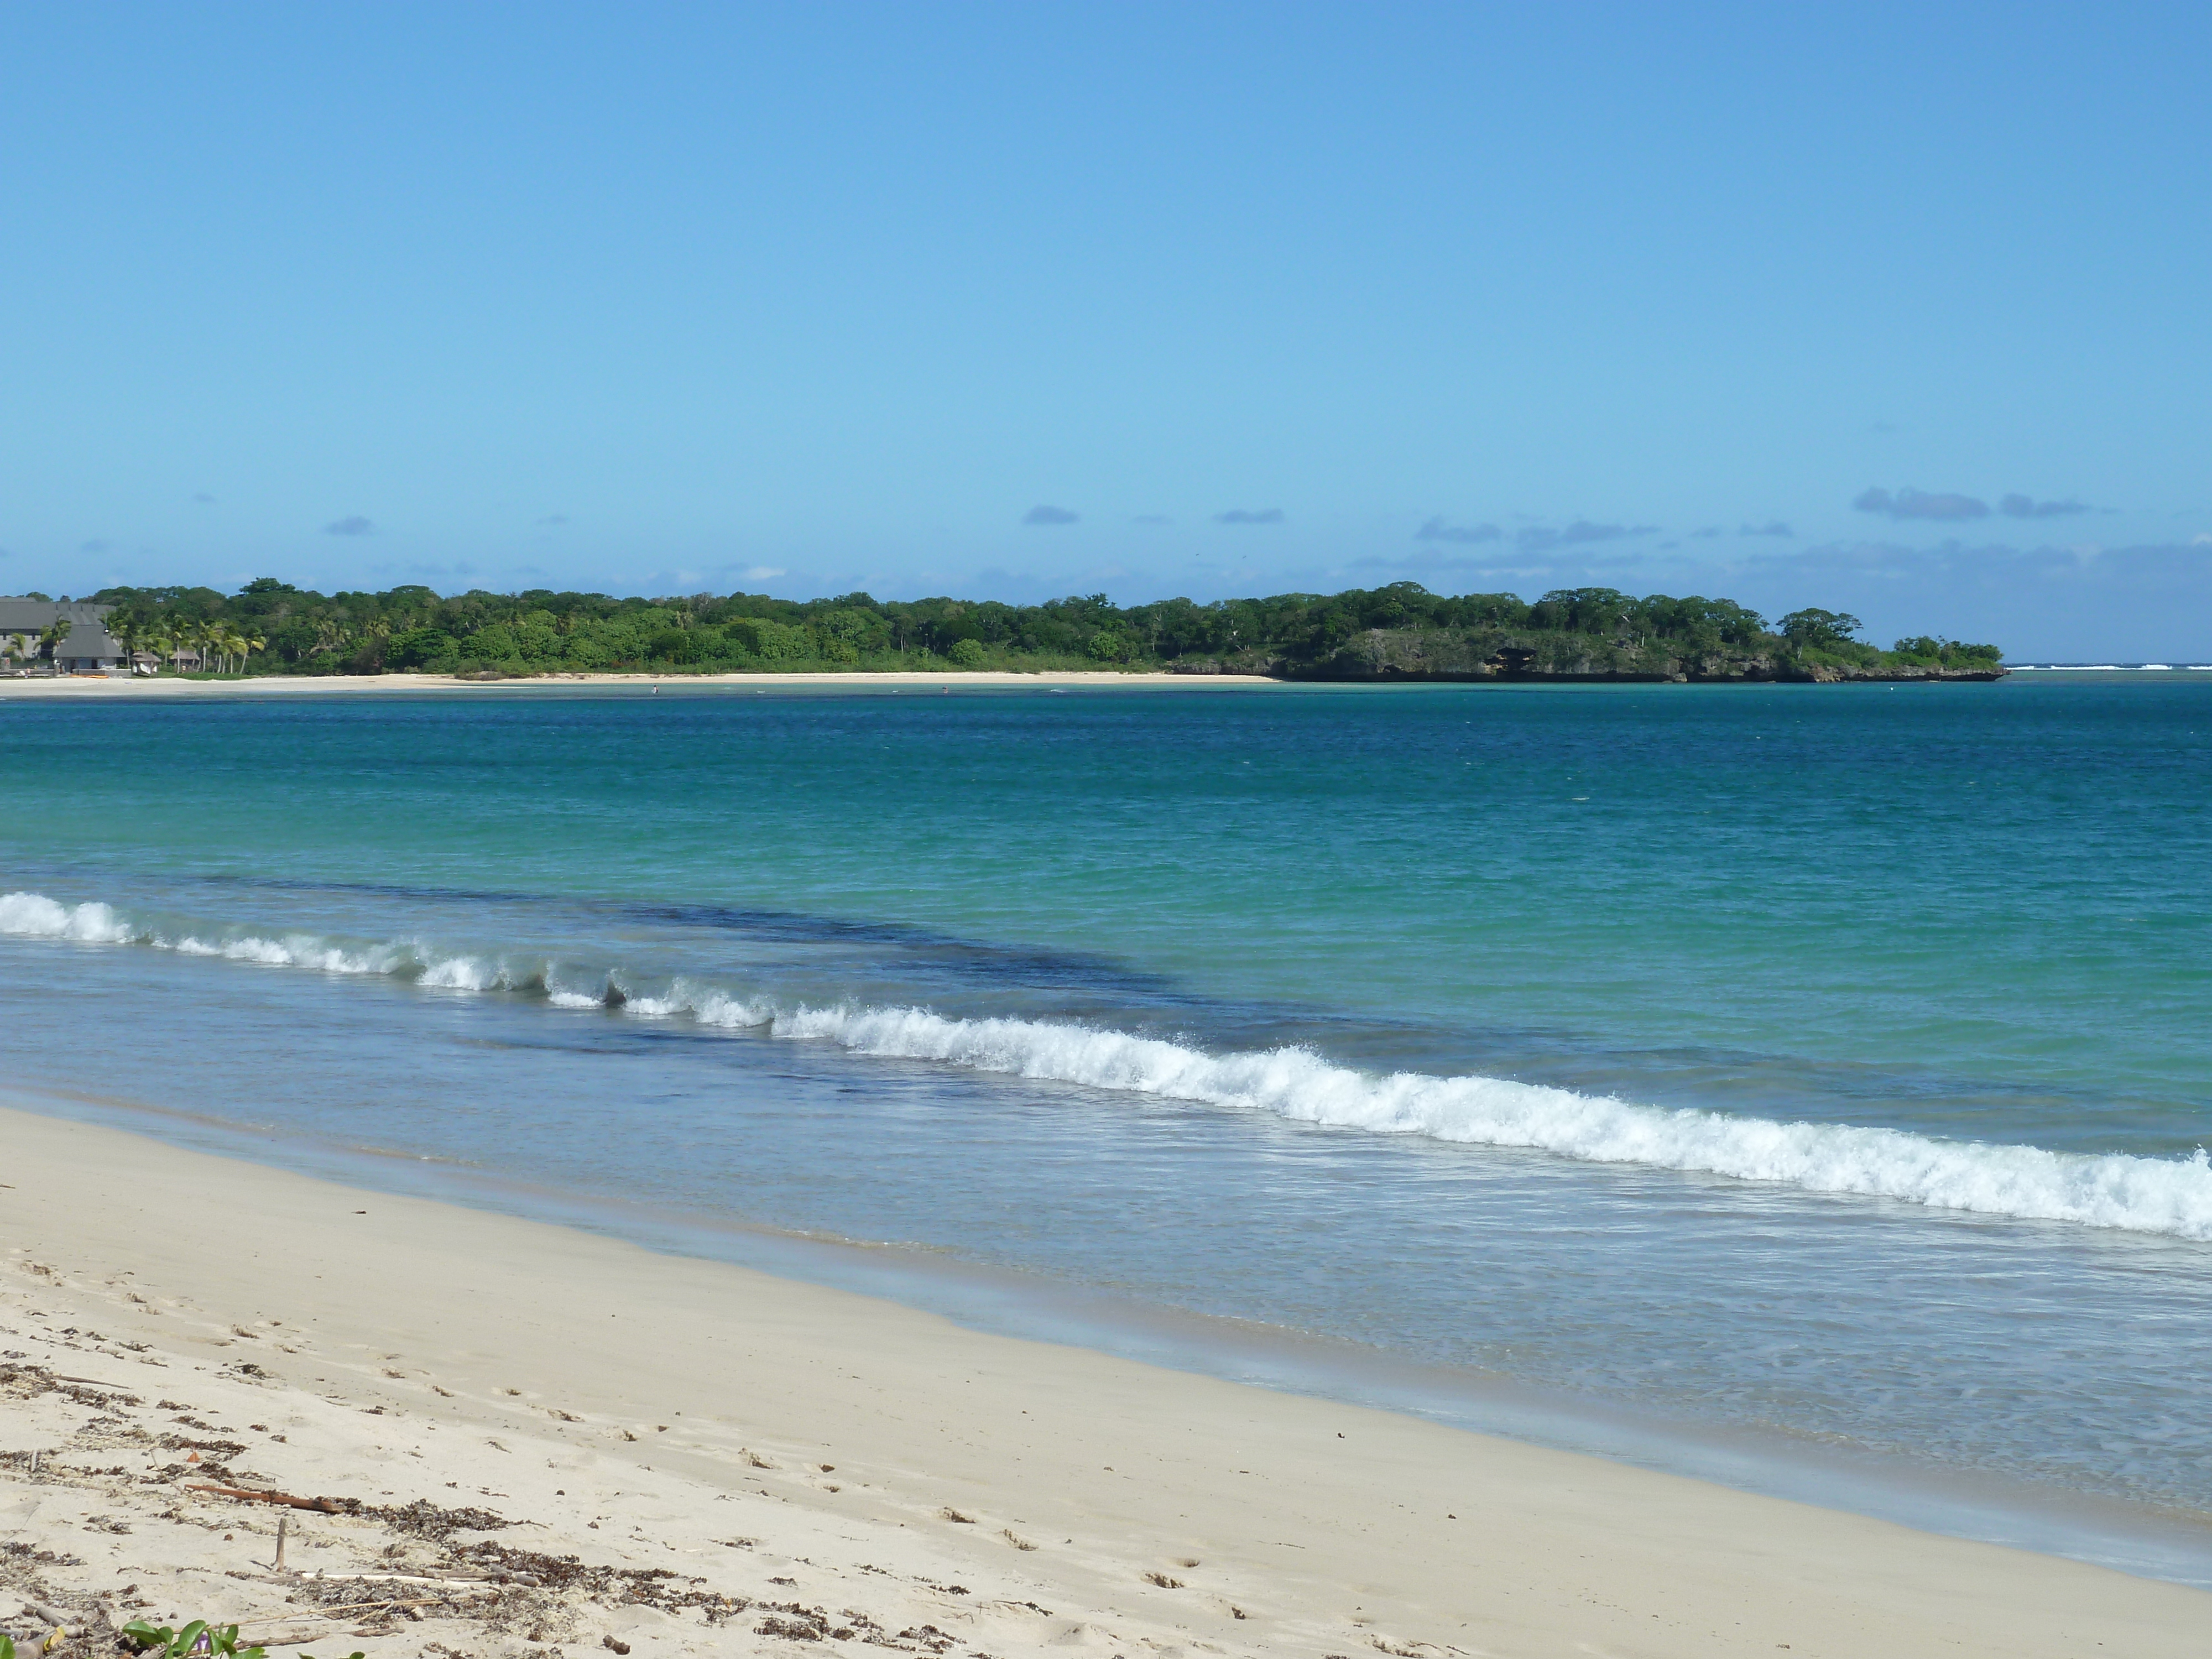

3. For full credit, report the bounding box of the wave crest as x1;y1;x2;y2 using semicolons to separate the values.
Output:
7;888;2211;1240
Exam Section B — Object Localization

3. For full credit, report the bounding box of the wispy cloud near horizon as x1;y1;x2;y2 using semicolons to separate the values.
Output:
1853;487;1988;521
1515;520;1657;551
1023;504;1080;525
1415;516;1500;544
1215;508;1284;525
2000;493;2090;518
325;515;375;536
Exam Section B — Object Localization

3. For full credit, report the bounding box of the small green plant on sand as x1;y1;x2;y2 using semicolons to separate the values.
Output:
120;1621;265;1659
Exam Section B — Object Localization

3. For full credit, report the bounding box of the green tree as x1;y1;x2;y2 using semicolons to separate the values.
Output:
388;627;458;669
1781;608;1864;648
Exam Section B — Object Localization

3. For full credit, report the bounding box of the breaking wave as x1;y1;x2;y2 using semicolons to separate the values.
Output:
7;888;2211;1241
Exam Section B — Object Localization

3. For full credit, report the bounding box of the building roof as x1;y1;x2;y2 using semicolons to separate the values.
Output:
0;599;122;660
0;599;113;632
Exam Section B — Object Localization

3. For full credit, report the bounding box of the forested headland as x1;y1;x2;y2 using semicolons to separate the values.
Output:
78;578;2006;682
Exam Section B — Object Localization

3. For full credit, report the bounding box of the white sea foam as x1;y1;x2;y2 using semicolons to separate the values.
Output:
0;892;136;943
767;1004;2212;1239
9;888;2212;1241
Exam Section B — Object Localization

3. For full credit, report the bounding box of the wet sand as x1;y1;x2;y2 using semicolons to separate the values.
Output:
3;1104;2206;1658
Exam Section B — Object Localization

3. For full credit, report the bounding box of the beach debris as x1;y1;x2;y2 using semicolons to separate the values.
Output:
184;1484;340;1514
601;1639;629;1655
754;1604;861;1644
936;1509;974;1525
999;1530;1036;1552
1141;1573;1183;1589
50;1375;140;1396
17;1601;87;1637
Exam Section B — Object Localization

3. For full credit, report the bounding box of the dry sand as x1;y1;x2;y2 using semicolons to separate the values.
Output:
3;1104;2205;1659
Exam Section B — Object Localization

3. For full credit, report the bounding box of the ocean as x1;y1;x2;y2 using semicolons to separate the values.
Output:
4;677;2209;1578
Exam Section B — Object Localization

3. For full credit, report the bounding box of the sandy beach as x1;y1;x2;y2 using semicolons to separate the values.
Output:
0;671;1277;697
2;1105;2203;1659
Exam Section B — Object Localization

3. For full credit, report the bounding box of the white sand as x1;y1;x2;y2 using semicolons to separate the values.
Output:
0;670;1276;696
3;1105;2205;1658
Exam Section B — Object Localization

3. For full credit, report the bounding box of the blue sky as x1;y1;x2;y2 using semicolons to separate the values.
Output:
4;2;2208;656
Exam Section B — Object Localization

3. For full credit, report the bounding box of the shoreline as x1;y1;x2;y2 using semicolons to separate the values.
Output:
17;667;2163;698
4;1105;2209;1656
0;669;1280;695
27;1082;2212;1594
9;667;2204;699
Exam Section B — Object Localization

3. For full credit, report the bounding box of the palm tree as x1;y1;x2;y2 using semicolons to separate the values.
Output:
108;614;152;674
37;617;73;670
237;627;267;675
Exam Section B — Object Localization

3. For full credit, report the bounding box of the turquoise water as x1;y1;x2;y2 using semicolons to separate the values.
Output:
4;680;2210;1570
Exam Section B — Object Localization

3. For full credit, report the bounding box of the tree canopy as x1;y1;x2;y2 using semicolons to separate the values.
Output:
84;578;2003;679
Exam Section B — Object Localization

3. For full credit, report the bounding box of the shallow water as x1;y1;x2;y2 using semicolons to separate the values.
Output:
3;680;2208;1573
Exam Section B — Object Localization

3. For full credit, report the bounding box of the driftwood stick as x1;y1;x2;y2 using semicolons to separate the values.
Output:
256;1594;473;1621
185;1483;342;1513
274;1513;288;1572
293;1572;496;1587
13;1600;107;1641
